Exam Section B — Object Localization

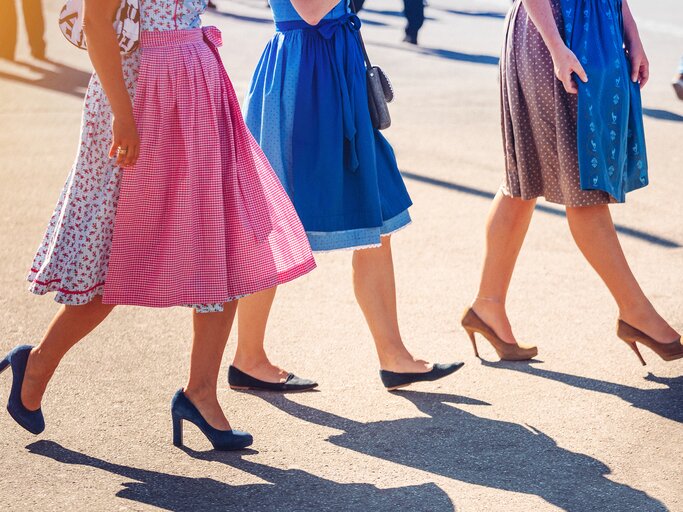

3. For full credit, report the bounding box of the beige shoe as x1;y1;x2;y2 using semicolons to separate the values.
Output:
616;320;683;365
461;307;538;361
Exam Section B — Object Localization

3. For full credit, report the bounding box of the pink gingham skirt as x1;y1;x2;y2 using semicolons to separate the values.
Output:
102;28;315;308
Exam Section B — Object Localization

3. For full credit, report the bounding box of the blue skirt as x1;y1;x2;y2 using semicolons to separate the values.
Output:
244;13;412;251
561;0;648;202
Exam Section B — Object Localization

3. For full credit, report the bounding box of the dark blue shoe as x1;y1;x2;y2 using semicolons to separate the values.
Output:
380;362;465;391
171;389;253;451
228;365;318;392
1;345;45;434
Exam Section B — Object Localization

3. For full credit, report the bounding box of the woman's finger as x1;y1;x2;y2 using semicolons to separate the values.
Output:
125;143;139;167
562;72;578;94
572;61;588;84
116;145;129;166
126;144;136;167
639;61;649;89
122;142;133;166
109;138;120;159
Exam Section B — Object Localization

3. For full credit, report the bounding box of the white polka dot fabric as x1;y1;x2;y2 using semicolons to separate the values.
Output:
499;0;613;207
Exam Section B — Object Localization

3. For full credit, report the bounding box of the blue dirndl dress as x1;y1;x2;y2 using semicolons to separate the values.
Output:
244;0;412;251
561;0;648;202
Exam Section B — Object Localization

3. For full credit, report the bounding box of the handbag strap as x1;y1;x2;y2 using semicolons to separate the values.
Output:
349;0;374;70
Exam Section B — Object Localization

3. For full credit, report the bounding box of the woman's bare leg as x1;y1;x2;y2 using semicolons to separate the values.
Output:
352;235;431;372
566;204;679;343
185;301;238;430
233;287;290;383
21;295;115;410
472;191;537;344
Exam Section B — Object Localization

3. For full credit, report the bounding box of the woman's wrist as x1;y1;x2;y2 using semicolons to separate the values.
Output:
546;37;568;60
621;1;642;50
623;24;642;52
111;100;135;122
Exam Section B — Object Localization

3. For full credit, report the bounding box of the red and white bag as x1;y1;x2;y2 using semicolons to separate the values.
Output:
58;0;140;54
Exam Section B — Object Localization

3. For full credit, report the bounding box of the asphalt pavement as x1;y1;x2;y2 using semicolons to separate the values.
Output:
0;0;681;510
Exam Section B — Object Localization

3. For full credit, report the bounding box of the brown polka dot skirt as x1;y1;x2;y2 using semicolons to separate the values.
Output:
500;0;612;207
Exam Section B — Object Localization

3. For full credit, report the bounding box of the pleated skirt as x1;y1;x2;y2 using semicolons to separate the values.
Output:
244;15;413;251
29;27;315;309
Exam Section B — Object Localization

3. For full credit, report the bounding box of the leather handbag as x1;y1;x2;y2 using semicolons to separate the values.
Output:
58;0;140;54
350;0;394;130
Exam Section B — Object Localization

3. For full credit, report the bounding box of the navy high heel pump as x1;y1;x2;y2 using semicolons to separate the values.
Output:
1;345;45;434
171;389;253;451
380;362;465;391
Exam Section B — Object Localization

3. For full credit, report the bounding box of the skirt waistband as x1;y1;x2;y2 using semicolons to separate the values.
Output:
275;13;361;38
140;27;222;48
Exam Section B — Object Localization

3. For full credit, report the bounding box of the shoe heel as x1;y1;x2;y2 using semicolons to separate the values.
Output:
172;414;183;447
464;329;480;358
0;357;9;375
625;341;647;366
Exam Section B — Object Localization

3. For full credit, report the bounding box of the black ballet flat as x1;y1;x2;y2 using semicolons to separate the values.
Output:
380;362;464;391
228;366;318;392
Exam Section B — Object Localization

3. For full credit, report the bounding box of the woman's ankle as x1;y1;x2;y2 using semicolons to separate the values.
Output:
183;383;218;402
24;347;58;384
617;297;656;322
376;343;417;368
231;349;272;373
472;295;507;315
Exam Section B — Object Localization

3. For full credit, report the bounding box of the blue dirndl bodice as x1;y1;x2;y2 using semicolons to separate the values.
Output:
561;0;648;202
244;0;412;250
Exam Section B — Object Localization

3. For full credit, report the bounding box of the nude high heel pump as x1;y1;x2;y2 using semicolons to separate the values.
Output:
461;307;538;361
616;320;683;366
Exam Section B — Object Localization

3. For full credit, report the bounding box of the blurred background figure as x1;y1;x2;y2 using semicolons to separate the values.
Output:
401;0;425;44
0;0;46;60
674;56;683;100
354;0;426;45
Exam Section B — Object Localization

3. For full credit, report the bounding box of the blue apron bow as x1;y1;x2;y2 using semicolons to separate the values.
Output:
277;14;363;173
316;13;361;39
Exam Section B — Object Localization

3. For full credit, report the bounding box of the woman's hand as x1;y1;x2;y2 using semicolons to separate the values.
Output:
625;37;649;89
109;113;140;167
550;44;588;94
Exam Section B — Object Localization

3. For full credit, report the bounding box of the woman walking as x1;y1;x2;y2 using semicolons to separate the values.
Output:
462;0;682;363
229;0;463;392
1;0;315;448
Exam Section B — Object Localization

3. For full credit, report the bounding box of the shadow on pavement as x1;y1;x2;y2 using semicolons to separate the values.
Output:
370;41;499;65
401;170;681;248
27;440;454;511
0;58;91;98
212;6;390;27
439;9;506;20
360;8;436;22
208;10;273;24
256;391;667;511
643;108;683;123
481;360;683;424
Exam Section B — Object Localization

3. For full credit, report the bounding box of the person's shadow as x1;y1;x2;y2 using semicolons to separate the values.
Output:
481;360;683;424
253;391;666;511
0;59;91;98
27;440;454;511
